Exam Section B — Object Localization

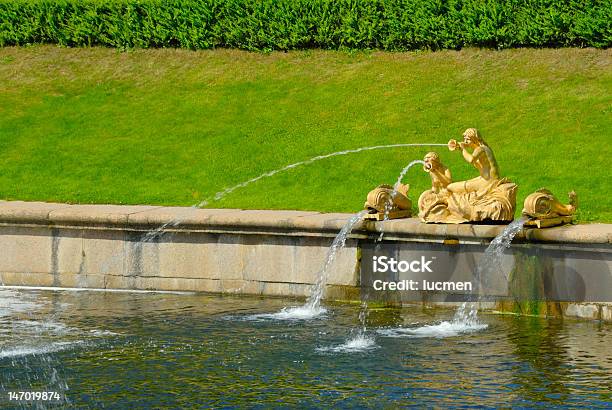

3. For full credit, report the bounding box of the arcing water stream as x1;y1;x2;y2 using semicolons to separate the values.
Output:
143;143;444;241
93;143;444;279
377;159;426;241
196;144;445;208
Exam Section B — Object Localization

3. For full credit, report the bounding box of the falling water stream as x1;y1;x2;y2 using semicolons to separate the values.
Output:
306;211;369;310
374;218;526;340
247;210;368;321
454;216;527;324
332;159;426;351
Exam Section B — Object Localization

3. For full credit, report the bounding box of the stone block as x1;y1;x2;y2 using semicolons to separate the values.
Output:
151;232;246;280
126;207;239;227
0;226;53;274
565;303;600;320
205;209;320;230
0;201;70;223
81;229;126;276
49;204;160;226
0;271;55;287
55;228;85;274
291;213;359;232
601;304;612;322
261;281;310;297
524;223;611;244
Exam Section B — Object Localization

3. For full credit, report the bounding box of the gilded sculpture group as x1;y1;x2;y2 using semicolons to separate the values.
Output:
364;128;576;227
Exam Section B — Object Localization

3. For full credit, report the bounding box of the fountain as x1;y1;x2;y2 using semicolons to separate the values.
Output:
1;125;604;410
357;128;580;330
363;128;576;228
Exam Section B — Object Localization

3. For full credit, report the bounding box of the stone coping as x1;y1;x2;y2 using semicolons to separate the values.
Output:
0;200;610;245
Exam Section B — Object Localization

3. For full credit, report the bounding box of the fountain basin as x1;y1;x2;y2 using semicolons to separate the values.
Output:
0;201;610;321
1;290;610;407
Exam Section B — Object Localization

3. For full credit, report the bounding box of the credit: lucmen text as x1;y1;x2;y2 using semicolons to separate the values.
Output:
372;280;473;292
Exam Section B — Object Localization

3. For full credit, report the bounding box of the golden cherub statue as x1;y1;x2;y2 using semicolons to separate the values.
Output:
418;128;517;223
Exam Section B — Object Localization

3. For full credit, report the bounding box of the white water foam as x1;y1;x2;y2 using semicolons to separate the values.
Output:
0;341;85;359
242;305;328;321
89;329;121;337
316;334;379;353
0;289;44;317
14;320;76;335
378;320;488;339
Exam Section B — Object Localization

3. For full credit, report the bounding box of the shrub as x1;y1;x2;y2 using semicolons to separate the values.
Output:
0;0;609;50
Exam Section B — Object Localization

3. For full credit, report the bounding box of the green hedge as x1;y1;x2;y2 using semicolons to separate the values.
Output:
1;0;610;50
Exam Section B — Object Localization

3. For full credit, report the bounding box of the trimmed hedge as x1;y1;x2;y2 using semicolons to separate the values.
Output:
1;0;610;50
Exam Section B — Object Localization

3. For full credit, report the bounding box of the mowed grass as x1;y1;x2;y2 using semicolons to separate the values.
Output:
0;46;610;222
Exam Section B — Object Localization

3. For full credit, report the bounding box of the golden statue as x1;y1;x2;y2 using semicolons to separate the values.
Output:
522;189;577;227
364;183;412;220
423;152;452;193
418;128;517;223
418;152;457;222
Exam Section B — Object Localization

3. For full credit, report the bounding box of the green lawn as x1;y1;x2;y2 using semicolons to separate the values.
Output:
0;46;610;222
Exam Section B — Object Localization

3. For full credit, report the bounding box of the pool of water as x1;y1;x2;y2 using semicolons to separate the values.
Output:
1;289;610;408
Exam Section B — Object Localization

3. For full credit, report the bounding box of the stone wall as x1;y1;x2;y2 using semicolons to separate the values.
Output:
0;201;610;321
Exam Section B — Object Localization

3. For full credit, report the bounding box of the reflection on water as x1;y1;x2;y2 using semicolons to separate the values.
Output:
0;289;610;408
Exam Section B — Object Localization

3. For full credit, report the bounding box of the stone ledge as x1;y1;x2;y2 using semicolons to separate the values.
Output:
0;201;610;245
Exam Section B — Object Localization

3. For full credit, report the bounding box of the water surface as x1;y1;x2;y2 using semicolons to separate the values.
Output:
1;289;610;408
